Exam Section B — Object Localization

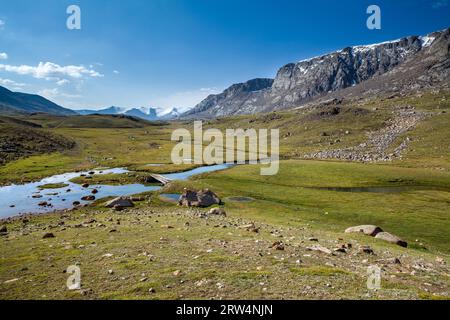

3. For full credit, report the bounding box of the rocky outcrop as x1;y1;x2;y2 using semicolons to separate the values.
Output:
345;225;383;236
179;189;221;207
104;197;135;208
375;232;408;247
182;28;449;118
182;78;274;118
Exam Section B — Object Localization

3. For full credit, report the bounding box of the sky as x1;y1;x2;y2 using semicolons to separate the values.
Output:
0;0;449;113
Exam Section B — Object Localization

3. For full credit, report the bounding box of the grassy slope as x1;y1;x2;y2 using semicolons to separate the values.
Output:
164;160;450;253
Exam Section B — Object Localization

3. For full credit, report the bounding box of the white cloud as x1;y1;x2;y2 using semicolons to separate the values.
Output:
56;79;70;86
0;52;7;60
0;77;26;88
0;19;5;30
38;88;82;100
0;61;103;80
113;70;119;74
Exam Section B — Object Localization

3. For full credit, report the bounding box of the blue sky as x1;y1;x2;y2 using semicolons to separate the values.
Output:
0;0;449;113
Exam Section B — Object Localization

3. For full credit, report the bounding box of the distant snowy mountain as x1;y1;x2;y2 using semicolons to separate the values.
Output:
76;106;180;120
77;106;125;116
158;108;181;120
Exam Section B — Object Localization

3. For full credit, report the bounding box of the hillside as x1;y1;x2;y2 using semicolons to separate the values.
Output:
183;28;450;118
0;85;76;116
0;116;75;165
24;114;161;129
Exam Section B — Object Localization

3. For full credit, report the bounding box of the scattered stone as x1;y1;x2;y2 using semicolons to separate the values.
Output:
42;232;55;239
32;194;43;198
148;288;156;293
345;225;383;236
173;270;182;276
208;207;227;216
271;241;285;250
359;245;375;255
91;189;98;194
81;183;89;188
308;237;319;242
4;278;19;284
306;245;332;255
81;196;95;201
377;257;401;265
38;201;48;207
436;257;446;264
72;201;81;206
239;223;260;233
0;225;7;233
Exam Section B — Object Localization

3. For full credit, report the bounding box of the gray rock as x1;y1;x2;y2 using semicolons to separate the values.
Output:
42;232;55;239
345;225;383;236
375;232;408;247
208;207;226;216
179;189;221;207
104;197;134;208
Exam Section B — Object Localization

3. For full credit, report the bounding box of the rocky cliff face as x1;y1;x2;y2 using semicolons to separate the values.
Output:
182;28;449;118
182;78;273;118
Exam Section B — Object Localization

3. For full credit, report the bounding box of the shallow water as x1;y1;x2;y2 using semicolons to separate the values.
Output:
159;193;181;202
0;163;235;218
309;185;450;193
163;163;234;180
225;196;254;202
0;168;160;218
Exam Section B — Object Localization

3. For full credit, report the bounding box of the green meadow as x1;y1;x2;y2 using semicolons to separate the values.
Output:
0;91;449;299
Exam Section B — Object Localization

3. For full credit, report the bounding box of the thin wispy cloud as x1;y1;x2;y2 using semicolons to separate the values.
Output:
56;79;70;86
38;88;82;101
0;52;8;60
0;77;26;89
0;19;5;30
0;61;103;81
432;0;448;8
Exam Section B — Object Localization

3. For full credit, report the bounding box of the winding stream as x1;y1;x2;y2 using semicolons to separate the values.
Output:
0;164;234;218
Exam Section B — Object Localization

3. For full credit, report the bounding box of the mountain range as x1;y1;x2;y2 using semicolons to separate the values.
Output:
0;85;76;116
0;27;448;120
77;106;181;121
182;28;450;118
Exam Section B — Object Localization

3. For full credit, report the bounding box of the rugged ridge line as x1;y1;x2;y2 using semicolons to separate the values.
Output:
182;28;449;118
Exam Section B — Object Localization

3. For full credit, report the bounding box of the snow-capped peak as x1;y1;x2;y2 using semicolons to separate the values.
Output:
419;35;436;47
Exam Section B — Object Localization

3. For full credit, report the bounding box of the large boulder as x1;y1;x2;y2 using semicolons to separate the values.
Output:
208;207;226;216
104;197;135;208
345;225;383;237
179;189;221;207
375;232;408;247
